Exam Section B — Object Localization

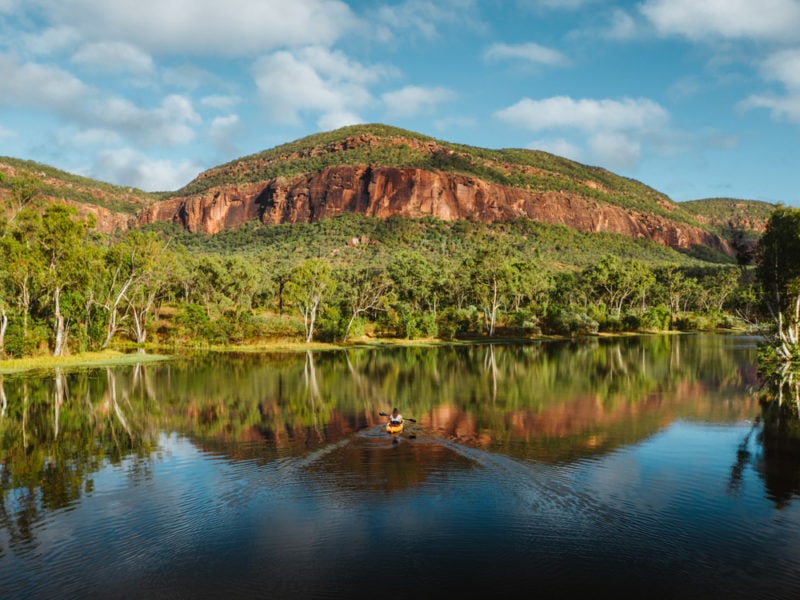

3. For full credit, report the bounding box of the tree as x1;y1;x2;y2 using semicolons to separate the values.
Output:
466;246;517;336
338;267;393;342
755;206;800;362
582;255;654;319
285;259;336;343
98;231;167;348
38;205;92;356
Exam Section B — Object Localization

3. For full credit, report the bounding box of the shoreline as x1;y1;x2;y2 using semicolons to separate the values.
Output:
0;329;752;374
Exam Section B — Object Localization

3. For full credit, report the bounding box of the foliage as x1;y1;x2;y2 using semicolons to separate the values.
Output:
755;206;800;364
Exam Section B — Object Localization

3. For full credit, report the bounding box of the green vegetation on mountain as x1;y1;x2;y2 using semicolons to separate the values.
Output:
0;156;156;215
680;197;777;241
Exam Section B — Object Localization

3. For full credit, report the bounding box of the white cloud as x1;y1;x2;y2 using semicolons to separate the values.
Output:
496;96;670;170
71;41;154;75
528;137;582;161
588;132;641;169
495;96;669;133
0;54;201;146
760;48;800;90
382;85;455;118
95;147;201;191
317;110;363;130
741;94;800;125
603;9;639;40
29;0;359;56
0;53;90;113
483;42;570;67
23;26;81;55
640;0;800;42
252;46;383;127
741;49;800;125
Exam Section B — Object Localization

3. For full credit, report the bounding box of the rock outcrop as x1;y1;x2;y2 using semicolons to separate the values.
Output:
137;165;730;253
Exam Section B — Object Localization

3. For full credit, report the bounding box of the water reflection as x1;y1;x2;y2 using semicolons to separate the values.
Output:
0;333;790;559
754;369;800;507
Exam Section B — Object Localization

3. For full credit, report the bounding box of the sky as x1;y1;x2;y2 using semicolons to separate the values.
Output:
0;0;798;206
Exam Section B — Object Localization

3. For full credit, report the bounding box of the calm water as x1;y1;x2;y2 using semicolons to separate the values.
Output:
2;334;800;599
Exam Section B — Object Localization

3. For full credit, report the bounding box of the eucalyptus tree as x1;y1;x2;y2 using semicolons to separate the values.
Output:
37;205;93;356
582;255;654;319
285;258;336;343
465;244;517;336
0;209;45;342
98;230;168;348
126;243;177;345
755;206;800;362
337;266;393;342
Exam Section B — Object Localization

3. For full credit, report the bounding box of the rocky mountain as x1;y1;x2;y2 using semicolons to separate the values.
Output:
0;156;155;233
2;125;776;252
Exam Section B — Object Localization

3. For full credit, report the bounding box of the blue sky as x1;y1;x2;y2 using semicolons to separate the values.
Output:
0;0;798;206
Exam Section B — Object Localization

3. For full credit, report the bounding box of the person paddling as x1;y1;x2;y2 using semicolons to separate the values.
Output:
387;407;403;426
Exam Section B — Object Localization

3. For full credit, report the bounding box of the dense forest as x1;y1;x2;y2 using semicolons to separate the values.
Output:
0;163;767;359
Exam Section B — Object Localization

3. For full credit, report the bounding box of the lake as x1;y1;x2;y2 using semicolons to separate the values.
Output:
1;333;799;599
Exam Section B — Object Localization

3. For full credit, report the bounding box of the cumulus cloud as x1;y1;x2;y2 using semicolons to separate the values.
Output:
22;26;81;55
495;96;669;133
71;41;154;75
0;54;201;146
95;147;201;191
496;95;669;170
528;137;582;161
741;49;800;125
760;48;800;91
28;0;359;56
382;85;455;118
483;42;570;67
252;46;383;127
640;0;800;42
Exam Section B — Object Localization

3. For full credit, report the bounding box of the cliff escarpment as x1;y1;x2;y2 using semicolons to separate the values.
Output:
138;161;730;253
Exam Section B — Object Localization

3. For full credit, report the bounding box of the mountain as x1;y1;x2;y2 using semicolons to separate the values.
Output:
678;198;777;242
0;156;156;233
134;124;735;253
2;125;775;252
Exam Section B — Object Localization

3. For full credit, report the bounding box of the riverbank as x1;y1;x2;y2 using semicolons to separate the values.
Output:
0;350;172;374
0;328;744;374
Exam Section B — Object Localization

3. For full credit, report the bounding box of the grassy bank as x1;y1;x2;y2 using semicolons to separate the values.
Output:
0;350;172;374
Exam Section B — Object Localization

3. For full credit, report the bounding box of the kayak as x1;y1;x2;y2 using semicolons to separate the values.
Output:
386;421;404;434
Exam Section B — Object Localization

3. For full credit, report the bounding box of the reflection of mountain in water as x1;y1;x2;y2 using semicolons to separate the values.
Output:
4;333;798;554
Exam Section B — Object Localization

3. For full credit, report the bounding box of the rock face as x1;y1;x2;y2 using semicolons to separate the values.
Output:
136;165;730;253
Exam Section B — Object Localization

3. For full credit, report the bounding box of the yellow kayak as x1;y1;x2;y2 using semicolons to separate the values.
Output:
386;421;404;434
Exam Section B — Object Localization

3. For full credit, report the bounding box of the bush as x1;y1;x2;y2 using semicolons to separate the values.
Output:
543;306;598;336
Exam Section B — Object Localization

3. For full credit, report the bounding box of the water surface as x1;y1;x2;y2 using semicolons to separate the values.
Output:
1;334;799;598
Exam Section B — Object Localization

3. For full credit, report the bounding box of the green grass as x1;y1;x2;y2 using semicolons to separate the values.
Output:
0;350;172;374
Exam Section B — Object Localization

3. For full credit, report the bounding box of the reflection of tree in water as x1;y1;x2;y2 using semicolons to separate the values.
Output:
0;367;160;555
748;371;800;507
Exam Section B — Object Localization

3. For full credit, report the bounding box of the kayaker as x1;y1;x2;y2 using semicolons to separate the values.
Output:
388;407;403;426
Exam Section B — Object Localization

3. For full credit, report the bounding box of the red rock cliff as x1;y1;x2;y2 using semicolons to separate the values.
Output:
136;165;730;252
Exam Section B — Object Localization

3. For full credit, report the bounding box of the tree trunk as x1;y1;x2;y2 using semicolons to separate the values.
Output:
0;307;7;355
53;286;67;357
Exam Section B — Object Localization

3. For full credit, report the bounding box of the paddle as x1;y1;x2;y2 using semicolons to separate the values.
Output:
379;411;416;423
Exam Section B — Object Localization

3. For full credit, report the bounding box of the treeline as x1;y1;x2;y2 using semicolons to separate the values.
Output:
0;190;762;358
